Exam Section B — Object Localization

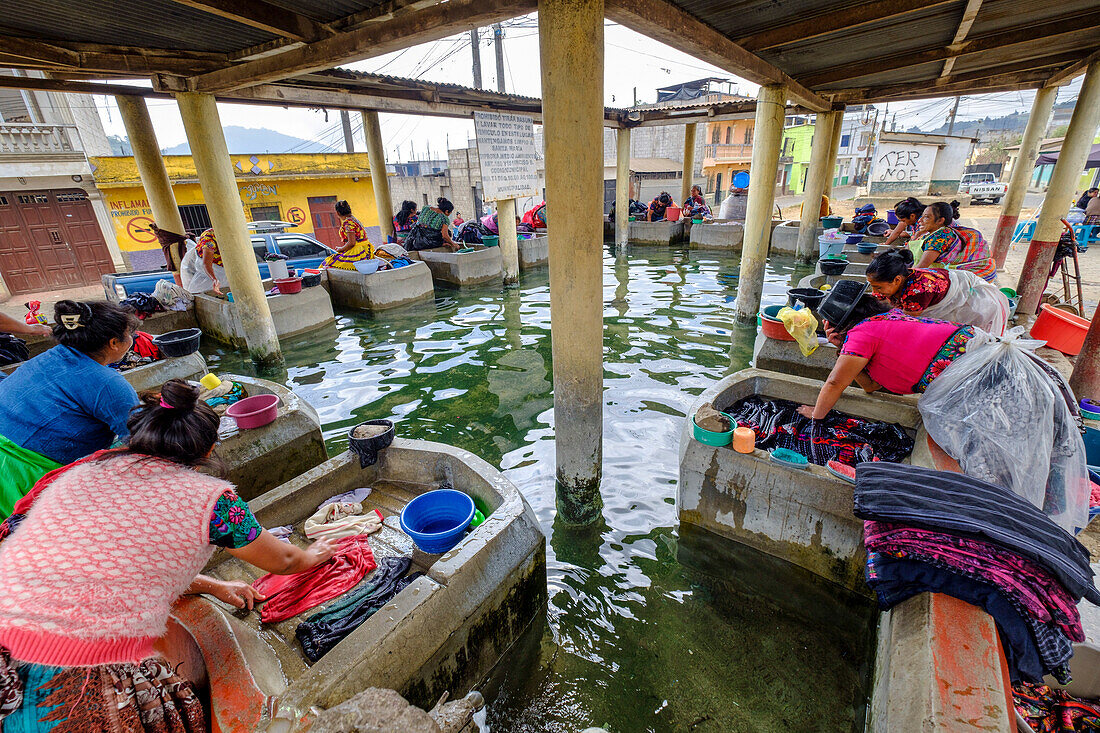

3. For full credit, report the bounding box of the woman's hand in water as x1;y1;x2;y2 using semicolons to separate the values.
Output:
796;405;816;419
212;580;267;610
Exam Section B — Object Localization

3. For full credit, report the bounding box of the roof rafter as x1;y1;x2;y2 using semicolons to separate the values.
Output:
858;72;1050;103
940;0;984;77
0;36;227;75
801;11;1100;87
1045;48;1100;87
604;0;830;111
161;0;333;43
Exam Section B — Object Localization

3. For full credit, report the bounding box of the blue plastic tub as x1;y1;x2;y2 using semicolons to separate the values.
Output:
400;489;475;554
818;235;844;258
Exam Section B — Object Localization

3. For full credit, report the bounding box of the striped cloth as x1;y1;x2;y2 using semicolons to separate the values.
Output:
853;462;1100;605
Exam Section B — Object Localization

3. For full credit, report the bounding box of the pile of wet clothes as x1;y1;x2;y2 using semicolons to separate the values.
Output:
107;331;161;372
855;462;1100;685
724;396;913;466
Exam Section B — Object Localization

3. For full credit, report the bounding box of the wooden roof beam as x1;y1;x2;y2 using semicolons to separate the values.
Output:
801;11;1100;87
857;72;1050;103
187;0;536;92
161;0;332;43
737;0;955;52
0;36;227;75
604;0;830;111
940;0;984;77
1045;48;1100;87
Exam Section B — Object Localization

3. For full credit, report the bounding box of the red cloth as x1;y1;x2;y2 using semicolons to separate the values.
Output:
252;535;376;623
131;331;160;360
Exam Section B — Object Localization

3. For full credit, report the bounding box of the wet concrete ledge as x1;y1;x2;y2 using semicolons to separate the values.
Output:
689;221;744;250
324;262;435;311
194;286;335;348
518;235;548;269
410;247;503;287
628;219;687;245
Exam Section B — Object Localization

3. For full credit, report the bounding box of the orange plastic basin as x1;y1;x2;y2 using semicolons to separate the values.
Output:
1030;304;1089;356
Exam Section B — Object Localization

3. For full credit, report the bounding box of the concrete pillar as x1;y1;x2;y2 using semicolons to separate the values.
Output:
498;197;519;285
680;123;697;204
1016;62;1100;318
1070;311;1100;399
796;110;841;261
362;110;394;241
115;94;187;272
539;0;604;524
615;127;630;248
734;84;786;324
822;110;844;201
175;92;282;368
991;86;1057;269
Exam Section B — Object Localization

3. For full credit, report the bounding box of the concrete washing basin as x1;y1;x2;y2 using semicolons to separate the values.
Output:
518;235;548;269
410;246;503;287
162;439;545;732
627;219;687;245
194;286;335;348
688;220;744;250
324;261;435;311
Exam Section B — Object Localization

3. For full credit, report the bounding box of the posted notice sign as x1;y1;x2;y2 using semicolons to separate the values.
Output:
474;111;538;201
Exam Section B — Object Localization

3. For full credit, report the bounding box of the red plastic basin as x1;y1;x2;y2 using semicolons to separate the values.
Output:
274;276;303;294
1030;304;1089;356
225;394;280;429
666;206;682;222
760;305;795;342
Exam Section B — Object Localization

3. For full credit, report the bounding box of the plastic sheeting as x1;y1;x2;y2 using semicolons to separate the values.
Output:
918;328;1089;533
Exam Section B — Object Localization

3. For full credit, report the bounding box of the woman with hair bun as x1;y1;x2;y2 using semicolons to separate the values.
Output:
0;300;140;517
405;197;459;251
0;379;335;731
866;247;1009;334
881;197;925;248
911;200;997;281
322;199;376;270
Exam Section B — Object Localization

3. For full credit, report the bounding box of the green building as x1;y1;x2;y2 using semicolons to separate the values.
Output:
779;120;816;196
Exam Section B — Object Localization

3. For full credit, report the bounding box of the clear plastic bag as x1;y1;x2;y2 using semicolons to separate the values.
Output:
917;327;1089;533
777;306;819;357
919;268;1009;335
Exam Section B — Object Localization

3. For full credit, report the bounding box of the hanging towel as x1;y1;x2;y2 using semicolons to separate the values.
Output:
253;535;376;623
303;502;383;541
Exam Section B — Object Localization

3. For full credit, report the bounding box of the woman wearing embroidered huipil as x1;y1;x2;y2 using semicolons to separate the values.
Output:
0;380;335;732
910;200;997;282
322;199;376;270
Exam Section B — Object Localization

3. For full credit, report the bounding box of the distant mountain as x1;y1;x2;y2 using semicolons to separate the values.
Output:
160;126;337;155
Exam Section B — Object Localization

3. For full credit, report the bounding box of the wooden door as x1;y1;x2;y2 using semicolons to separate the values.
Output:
56;190;114;282
307;195;341;249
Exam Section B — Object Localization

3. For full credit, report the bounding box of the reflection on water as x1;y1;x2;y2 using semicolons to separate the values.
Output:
204;245;869;731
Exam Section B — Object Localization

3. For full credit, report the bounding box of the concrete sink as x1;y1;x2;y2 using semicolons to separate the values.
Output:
411;247;502;287
627;219;686;245
324;262;435;311
689;221;744;249
194;286;335;347
518;235;548;269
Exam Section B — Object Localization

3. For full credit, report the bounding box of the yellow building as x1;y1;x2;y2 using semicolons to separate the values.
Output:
89;152;380;254
702;118;755;196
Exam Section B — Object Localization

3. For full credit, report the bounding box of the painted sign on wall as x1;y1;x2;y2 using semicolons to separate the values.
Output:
873;143;937;184
474;111;538;202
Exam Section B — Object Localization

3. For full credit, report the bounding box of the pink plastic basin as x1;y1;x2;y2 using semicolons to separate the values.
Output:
1031;304;1089;356
225;394;280;429
666;206;682;222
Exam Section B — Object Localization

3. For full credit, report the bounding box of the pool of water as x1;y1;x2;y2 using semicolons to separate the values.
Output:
203;245;876;732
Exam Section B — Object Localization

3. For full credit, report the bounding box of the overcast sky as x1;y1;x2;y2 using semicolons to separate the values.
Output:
92;15;1085;162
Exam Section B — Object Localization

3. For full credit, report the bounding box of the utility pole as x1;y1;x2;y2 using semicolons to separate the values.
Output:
339;110;354;152
947;95;961;135
493;23;506;93
470;29;482;89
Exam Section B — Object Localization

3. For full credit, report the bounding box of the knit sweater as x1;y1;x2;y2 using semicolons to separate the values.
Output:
0;453;231;666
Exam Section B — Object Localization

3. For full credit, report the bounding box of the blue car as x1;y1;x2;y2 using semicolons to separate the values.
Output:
102;228;336;301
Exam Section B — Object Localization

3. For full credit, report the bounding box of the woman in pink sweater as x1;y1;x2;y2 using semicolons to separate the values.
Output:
0;380;335;732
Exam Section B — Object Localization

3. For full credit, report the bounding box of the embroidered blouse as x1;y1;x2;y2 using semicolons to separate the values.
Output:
196;229;222;266
919;225;996;281
889;268;951;313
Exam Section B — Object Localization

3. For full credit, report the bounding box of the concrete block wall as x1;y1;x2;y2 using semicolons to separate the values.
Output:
601;126;706;179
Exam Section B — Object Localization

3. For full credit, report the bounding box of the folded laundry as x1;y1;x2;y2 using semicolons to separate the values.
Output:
253;535;376;624
724;396;913;466
854;462;1100;605
296;556;417;662
318;487;372;511
866;552;1071;683
304;502;383;541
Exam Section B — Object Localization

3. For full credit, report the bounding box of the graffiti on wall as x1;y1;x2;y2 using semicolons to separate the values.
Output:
240;183;278;201
877;149;923;182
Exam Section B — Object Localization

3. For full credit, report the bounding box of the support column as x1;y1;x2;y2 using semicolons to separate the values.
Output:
796;110;841;261
615;127;630;248
822;110;844;201
362;110;394;241
539;0;604;524
498;197;519;285
680;123;697;204
115;94;186;273
176;92;281;368
992;86;1057;269
1017;63;1100;318
1070;312;1100;398
734;84;786;324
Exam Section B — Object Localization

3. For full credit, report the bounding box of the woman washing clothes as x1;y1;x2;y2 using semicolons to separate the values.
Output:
866;247;1009;334
0;300;139;517
799;282;1088;533
0;379;336;732
880;197;924;248
647;192;674;222
682;185;711;218
195;227;226;294
322;200;376;270
405;197;459;252
910;200;997;282
391;200;418;243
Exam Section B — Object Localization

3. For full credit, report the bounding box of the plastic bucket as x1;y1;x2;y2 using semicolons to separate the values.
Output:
482;235;500;247
818;256;849;276
666;206;682;222
886;210;899;226
1030;304;1089;356
787;287;825;310
226;394;280;429
760;304;795;341
857;242;878;254
400;489;475;554
692;413;735;446
818;235;844;258
274;276;302;294
352;259;382;275
820;215;843;230
152;328;201;358
267;260;289;280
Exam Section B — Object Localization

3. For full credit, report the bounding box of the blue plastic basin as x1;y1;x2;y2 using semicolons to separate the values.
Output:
400;489;475;554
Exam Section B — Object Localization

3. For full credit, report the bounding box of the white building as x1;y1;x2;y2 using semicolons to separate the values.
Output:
867;131;978;197
0;69;124;298
834;107;879;187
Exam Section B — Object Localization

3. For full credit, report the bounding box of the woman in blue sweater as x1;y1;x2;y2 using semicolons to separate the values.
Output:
0;300;139;516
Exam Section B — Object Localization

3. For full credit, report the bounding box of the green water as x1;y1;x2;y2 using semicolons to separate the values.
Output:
203;245;876;732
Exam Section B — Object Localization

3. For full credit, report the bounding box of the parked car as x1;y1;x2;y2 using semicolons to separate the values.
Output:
958;173;1007;204
102;223;336;301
